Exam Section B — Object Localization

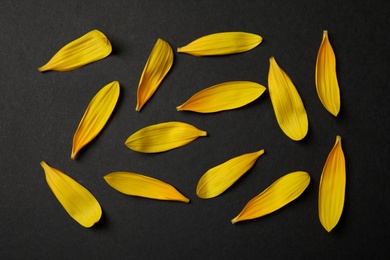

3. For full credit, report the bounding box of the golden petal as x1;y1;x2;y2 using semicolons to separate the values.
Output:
104;171;189;203
268;57;309;141
71;81;120;159
177;81;266;113
177;32;262;56
315;30;341;116
136;38;174;111
231;171;310;224
197;149;265;199
125;121;206;153
40;161;102;228
38;30;112;72
319;135;346;232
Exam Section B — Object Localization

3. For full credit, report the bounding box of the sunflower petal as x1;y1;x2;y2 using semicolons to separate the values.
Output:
136;38;174;111
268;57;309;141
315;30;341;116
231;171;310;224
197;149;264;199
104;172;190;203
319;135;346;232
177;32;262;56
125;121;206;153
38;29;112;72
177;81;266;113
40;161;102;228
71;81;120;159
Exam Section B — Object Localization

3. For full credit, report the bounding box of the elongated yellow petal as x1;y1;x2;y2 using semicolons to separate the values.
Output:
71;81;120;159
136;38;173;111
319;135;346;232
38;30;112;72
125;121;206;153
315;30;341;116
177;81;266;113
177;32;262;56
268;57;308;141
197;149;264;199
40;161;102;228
104;172;189;203
231;171;310;224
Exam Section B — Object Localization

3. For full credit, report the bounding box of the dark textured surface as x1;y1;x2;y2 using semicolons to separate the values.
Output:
1;0;389;258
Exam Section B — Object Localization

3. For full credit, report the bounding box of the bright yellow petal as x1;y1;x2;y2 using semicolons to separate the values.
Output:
197;149;264;199
231;171;310;224
38;30;112;72
315;30;341;116
177;32;262;56
125;121;206;153
319;135;346;232
176;81;266;113
40;161;102;228
104;172;190;203
268;57;309;141
136;38;174;111
71;81;120;159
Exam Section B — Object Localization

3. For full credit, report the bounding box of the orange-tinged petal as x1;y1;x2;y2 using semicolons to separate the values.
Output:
71;81;120;159
177;81;266;113
319;135;346;232
104;172;190;203
197;149;265;199
136;38;173;111
268;57;309;141
232;171;310;224
315;30;341;116
40;161;102;228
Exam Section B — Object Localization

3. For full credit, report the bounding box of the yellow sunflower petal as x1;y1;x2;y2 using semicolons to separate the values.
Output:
268;57;309;141
125;121;206;153
177;32;262;56
176;81;266;113
136;38;174;111
40;161;102;228
319;135;346;232
231;171;310;224
38;29;112;72
71;81;120;159
104;172;190;203
197;149;264;199
315;30;341;116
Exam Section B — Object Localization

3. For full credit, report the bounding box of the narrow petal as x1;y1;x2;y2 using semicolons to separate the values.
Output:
71;81;120;159
177;32;262;56
231;171;310;224
318;135;346;232
38;30;112;72
197;149;264;199
268;57;309;141
315;30;341;116
104;172;190;203
125;121;207;153
136;38;174;111
40;161;102;228
177;81;266;113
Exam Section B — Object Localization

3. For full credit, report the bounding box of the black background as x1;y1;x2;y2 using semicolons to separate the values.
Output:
1;0;389;259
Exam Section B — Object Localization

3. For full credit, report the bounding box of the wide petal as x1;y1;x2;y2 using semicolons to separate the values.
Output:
232;171;310;224
197;149;264;199
136;38;174;111
318;135;346;232
268;57;309;141
38;30;112;72
104;172;189;203
177;81;266;113
71;81;120;159
40;161;102;228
